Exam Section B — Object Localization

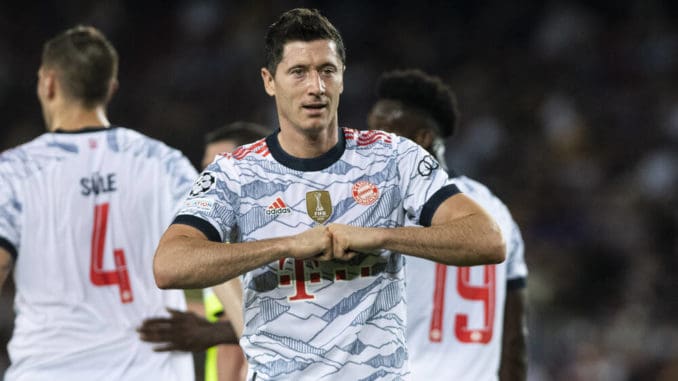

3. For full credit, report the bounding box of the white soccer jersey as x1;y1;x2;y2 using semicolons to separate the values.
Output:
175;128;460;380
0;127;196;380
406;176;528;381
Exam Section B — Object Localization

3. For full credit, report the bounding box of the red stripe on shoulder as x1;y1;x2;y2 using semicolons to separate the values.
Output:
342;127;358;140
356;130;392;146
232;138;268;160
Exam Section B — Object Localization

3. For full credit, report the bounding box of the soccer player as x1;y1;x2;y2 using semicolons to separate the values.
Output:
153;8;506;380
0;26;196;380
139;122;271;381
368;69;529;380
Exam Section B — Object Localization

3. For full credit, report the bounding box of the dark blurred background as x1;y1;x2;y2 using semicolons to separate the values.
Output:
1;1;677;380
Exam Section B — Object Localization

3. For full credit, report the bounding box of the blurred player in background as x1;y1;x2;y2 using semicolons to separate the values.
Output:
0;26;195;380
368;69;528;380
153;8;505;380
139;122;270;381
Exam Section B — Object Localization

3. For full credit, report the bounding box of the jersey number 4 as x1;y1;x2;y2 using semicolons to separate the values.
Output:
430;264;495;344
90;203;133;303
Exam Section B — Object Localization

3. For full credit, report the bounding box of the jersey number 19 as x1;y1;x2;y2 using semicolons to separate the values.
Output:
429;264;495;344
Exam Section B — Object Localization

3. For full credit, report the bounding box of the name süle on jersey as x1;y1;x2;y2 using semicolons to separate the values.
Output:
81;172;117;196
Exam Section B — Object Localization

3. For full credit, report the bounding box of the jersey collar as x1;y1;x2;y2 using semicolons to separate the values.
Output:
266;127;346;172
52;126;115;134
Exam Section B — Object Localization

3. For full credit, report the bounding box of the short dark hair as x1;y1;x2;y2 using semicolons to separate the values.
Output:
376;69;459;137
204;121;271;147
264;8;345;75
42;25;118;108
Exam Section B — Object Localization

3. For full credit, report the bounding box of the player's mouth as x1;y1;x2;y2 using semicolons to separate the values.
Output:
302;103;327;113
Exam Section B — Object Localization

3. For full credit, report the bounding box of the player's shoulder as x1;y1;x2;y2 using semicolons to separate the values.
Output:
111;127;197;181
453;175;515;222
1;132;53;158
226;137;269;162
452;176;495;199
342;127;394;148
0;133;59;179
113;127;185;159
456;176;520;229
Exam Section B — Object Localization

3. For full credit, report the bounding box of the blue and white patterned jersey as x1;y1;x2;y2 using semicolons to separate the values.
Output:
406;176;528;381
0;127;196;381
174;128;460;380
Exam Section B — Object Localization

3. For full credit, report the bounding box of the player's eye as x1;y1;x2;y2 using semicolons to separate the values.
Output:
290;68;305;77
321;67;336;76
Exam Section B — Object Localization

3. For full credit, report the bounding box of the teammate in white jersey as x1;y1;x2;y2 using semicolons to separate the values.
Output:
368;69;528;380
0;26;195;380
139;122;271;381
153;8;506;381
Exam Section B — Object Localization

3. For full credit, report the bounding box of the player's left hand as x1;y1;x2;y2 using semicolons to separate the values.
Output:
137;308;231;352
326;223;383;260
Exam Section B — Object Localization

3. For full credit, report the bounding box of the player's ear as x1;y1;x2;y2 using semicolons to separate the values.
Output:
338;65;345;95
261;68;275;96
38;67;57;101
106;78;119;102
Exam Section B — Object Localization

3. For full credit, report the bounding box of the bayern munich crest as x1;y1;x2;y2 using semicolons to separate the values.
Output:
352;181;379;205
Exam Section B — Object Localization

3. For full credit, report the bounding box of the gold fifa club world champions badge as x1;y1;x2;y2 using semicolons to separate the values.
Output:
306;190;332;224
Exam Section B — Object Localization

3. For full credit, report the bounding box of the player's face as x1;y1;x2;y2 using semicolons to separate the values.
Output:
261;40;344;135
201;140;237;169
368;99;418;140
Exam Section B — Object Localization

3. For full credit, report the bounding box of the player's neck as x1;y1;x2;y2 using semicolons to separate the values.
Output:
277;123;339;158
48;104;110;132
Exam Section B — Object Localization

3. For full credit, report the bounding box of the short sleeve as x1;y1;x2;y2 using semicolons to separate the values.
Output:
395;137;459;227
0;169;21;260
505;220;528;289
172;159;240;243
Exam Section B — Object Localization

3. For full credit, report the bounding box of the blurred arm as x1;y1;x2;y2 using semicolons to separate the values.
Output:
499;288;528;381
212;278;244;338
0;248;12;294
215;341;247;381
211;280;248;381
137;308;239;352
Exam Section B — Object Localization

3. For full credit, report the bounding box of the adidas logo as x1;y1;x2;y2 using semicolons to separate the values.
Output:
266;197;292;215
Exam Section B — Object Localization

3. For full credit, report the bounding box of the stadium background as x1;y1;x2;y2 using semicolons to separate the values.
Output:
1;0;677;379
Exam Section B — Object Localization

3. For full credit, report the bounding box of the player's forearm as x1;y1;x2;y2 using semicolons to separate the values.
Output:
500;316;528;380
381;213;505;266
500;289;528;380
499;349;527;381
154;234;289;289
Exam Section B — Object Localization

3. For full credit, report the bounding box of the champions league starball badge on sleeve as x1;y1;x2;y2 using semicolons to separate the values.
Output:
189;171;216;197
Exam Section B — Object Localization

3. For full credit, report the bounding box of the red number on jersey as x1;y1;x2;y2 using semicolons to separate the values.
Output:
429;264;496;344
90;203;133;303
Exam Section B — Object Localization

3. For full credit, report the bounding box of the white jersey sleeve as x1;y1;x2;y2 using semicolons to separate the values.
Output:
174;156;242;242
395;137;460;226
506;219;528;286
1;127;196;381
406;175;527;381
0;156;23;258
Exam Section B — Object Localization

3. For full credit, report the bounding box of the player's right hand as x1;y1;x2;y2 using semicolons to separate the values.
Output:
288;225;333;260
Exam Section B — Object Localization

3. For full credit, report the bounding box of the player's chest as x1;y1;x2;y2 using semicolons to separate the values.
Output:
238;169;402;232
